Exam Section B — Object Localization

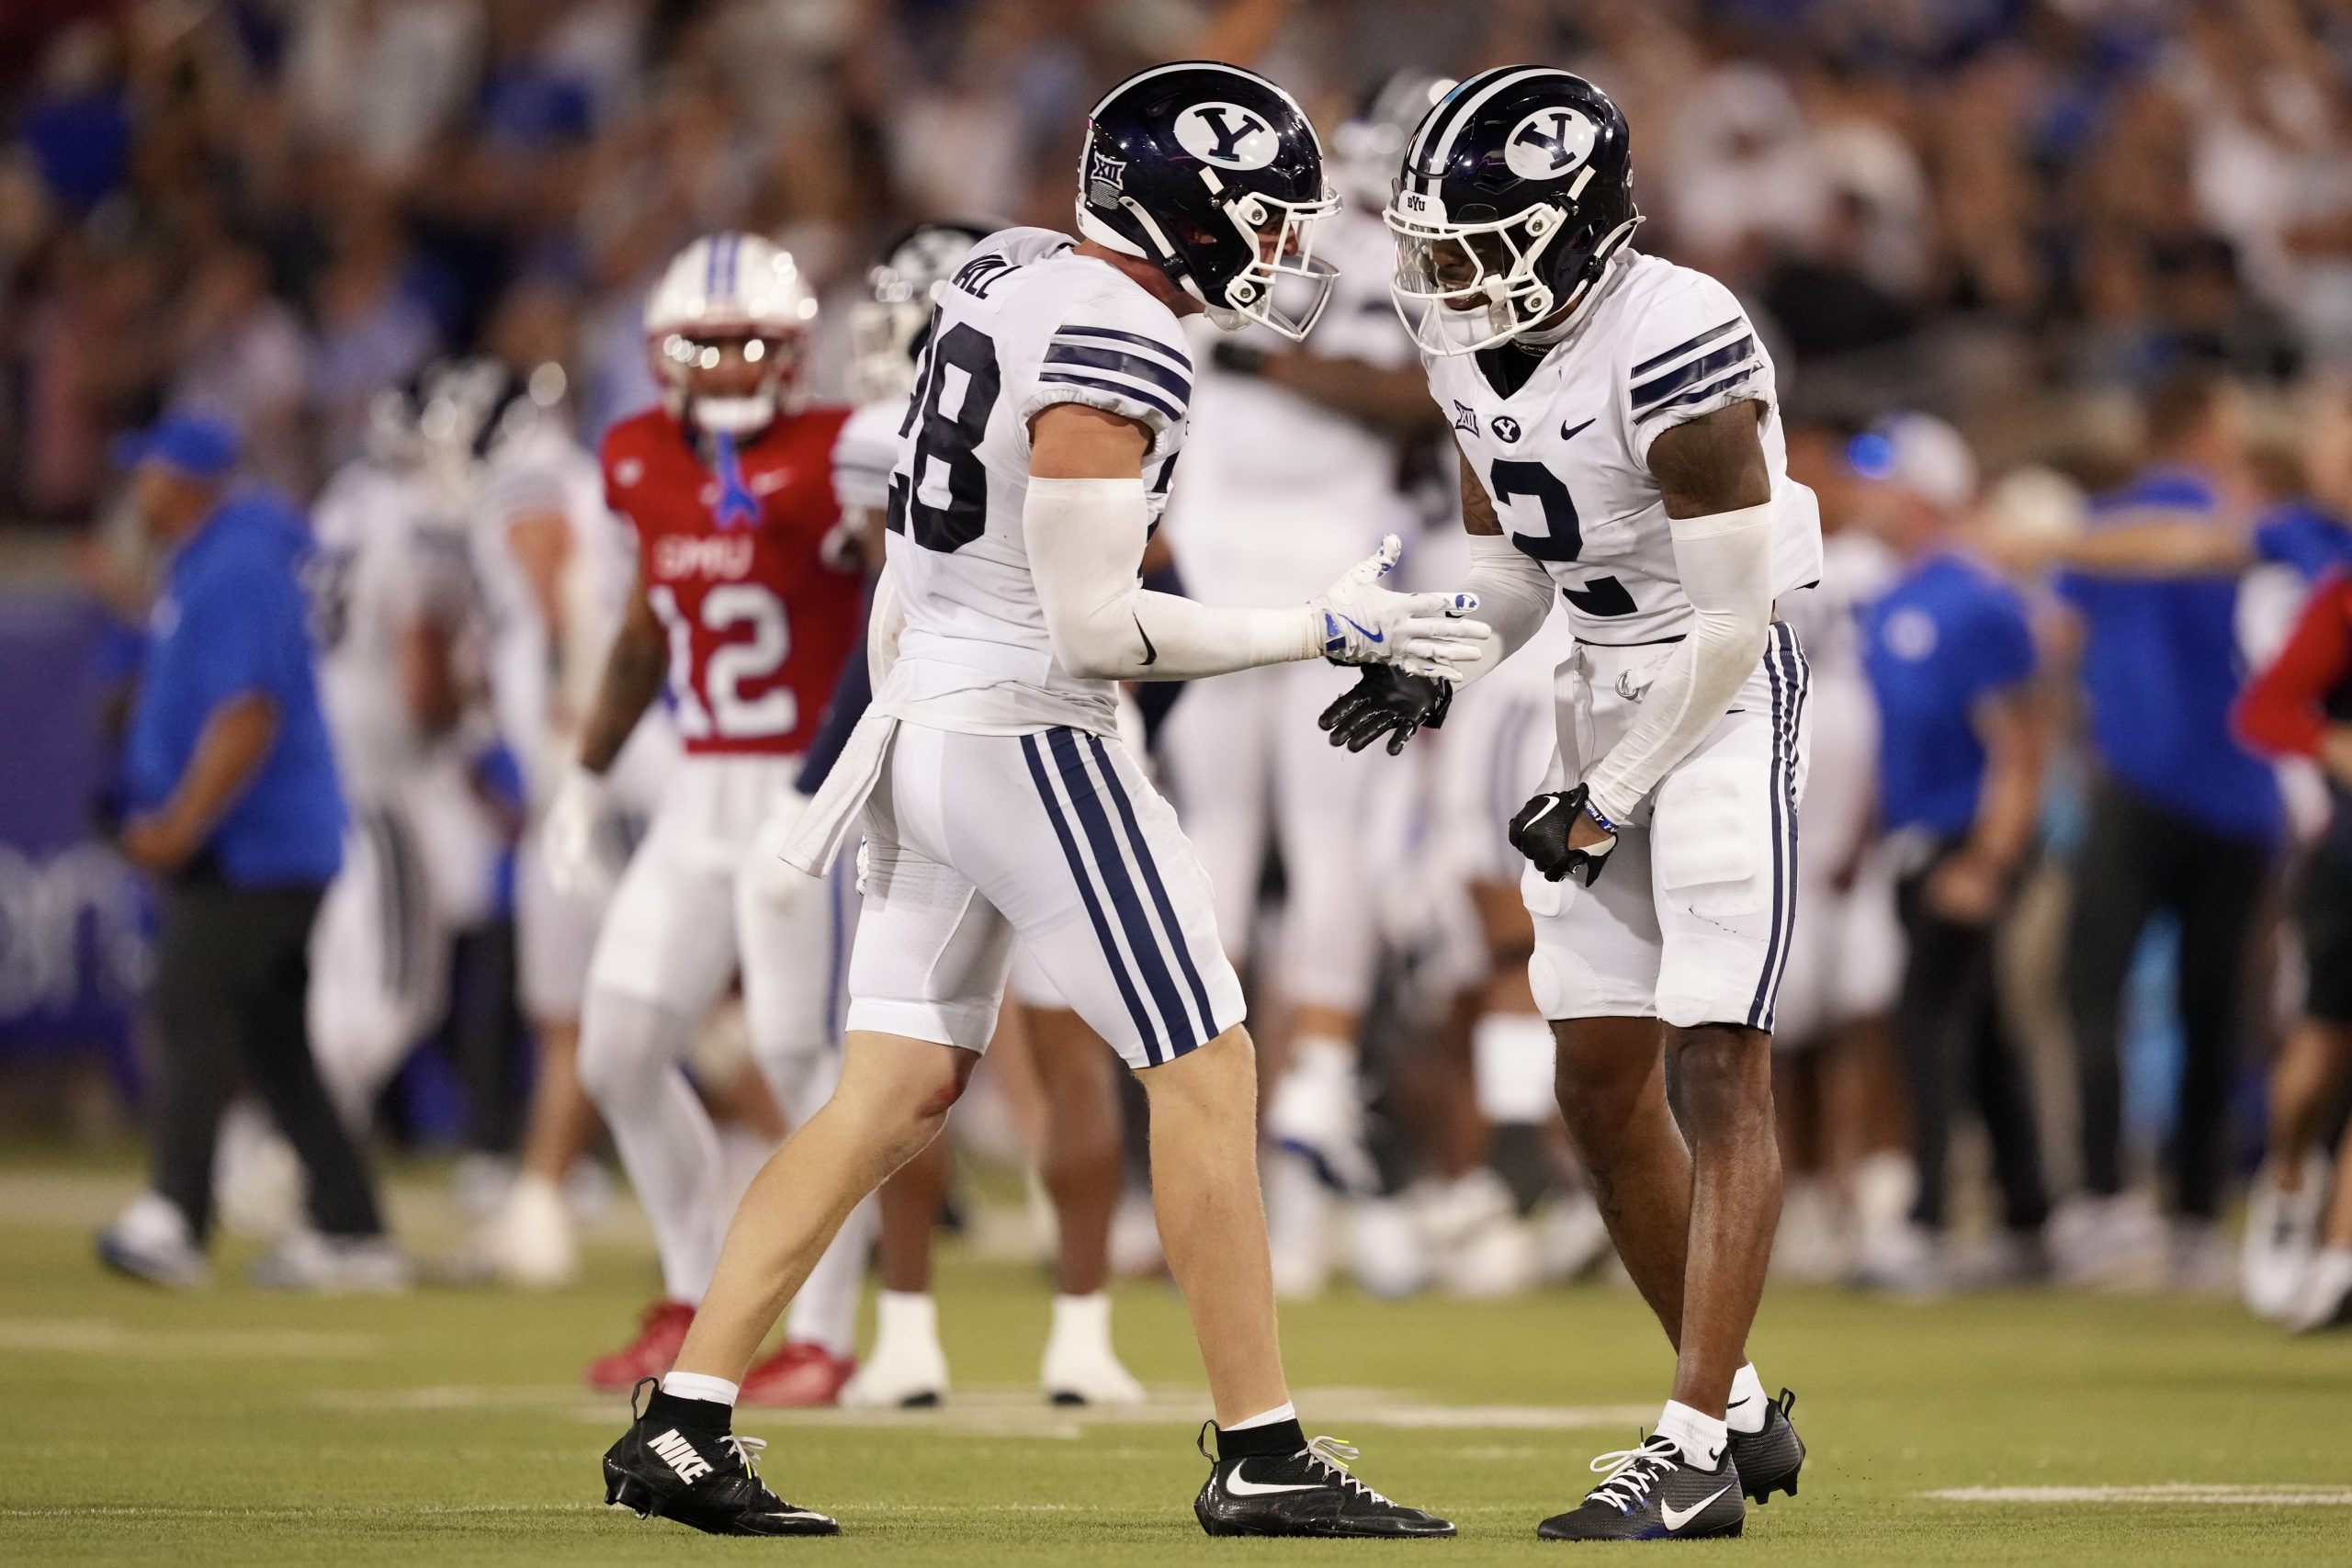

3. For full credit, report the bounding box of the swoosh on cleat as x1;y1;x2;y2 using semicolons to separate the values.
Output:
1661;1487;1729;1532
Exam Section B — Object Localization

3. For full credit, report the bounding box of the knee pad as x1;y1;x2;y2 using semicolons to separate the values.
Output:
576;988;695;1109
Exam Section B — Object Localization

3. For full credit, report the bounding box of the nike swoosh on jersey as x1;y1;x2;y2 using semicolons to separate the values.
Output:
1134;613;1158;667
1561;417;1596;442
1661;1487;1730;1532
1226;1465;1322;1497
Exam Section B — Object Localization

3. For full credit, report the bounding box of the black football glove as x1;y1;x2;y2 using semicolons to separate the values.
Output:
1318;664;1453;755
1509;783;1618;886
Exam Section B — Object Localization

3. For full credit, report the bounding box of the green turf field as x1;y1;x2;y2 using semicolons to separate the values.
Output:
8;1160;2352;1566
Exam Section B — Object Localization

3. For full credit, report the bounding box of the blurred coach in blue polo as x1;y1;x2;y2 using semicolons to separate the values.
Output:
1855;417;2052;1293
2039;368;2281;1288
94;413;403;1292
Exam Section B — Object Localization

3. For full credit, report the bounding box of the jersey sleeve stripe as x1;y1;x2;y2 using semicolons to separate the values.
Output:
1036;369;1184;423
1630;318;1744;378
1631;334;1757;412
1631;361;1762;423
1044;343;1193;400
1052;324;1193;376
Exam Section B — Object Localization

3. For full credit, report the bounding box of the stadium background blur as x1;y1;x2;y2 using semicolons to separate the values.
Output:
6;1;2352;1562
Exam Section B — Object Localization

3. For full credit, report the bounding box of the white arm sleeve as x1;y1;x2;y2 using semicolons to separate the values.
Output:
1024;477;1317;682
1583;502;1775;822
1447;533;1558;685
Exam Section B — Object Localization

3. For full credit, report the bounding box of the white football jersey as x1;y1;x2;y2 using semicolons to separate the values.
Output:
1165;207;1418;607
881;227;1188;737
469;418;629;800
1427;251;1824;646
311;459;478;799
832;394;906;518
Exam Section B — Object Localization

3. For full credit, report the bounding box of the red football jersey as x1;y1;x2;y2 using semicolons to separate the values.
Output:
602;405;861;757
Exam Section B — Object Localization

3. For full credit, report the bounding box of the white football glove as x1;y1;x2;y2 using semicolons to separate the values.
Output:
750;789;822;912
1308;534;1491;681
541;765;615;898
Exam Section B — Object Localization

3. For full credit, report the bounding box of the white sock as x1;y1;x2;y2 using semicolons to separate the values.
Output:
1226;1400;1297;1431
871;1289;940;1352
1292;1035;1353;1080
1725;1363;1769;1433
1047;1290;1113;1346
661;1371;739;1408
783;1195;876;1359
1657;1399;1727;1469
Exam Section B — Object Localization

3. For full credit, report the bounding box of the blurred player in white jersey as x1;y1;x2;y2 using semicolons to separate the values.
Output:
1156;71;1453;1297
548;233;872;1404
303;372;506;1148
1330;67;1819;1540
830;223;1147;1406
598;62;1472;1540
458;295;681;1289
1763;424;1905;1285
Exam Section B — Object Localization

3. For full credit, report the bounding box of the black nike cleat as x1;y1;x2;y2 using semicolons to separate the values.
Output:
1728;1387;1804;1504
1193;1424;1455;1538
601;1379;838;1536
1536;1434;1745;1541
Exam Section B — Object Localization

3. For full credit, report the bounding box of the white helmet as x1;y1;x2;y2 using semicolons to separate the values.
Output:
847;221;992;407
644;233;819;434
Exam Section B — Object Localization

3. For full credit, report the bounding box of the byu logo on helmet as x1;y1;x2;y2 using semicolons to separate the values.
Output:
1505;107;1599;179
1174;102;1277;169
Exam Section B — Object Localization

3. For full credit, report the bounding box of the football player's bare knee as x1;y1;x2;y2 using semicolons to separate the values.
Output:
1674;1022;1773;1133
1552;1016;1666;1144
835;1030;978;1160
1138;1024;1257;1117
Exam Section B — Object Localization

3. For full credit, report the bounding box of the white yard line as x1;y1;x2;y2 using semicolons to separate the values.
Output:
1924;1484;2352;1506
0;1317;380;1357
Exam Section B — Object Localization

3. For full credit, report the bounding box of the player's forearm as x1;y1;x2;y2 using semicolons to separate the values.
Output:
577;614;666;774
1026;477;1316;682
1254;353;1442;438
1443;534;1555;686
1582;505;1774;821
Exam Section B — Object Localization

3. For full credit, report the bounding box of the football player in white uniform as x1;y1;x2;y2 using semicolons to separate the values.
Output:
598;62;1472;1540
830;221;1148;1407
1153;69;1453;1298
304;374;505;1145
1326;68;1818;1541
460;344;680;1288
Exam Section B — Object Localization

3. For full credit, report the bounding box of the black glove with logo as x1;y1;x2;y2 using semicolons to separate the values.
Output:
1510;782;1618;886
1318;664;1453;755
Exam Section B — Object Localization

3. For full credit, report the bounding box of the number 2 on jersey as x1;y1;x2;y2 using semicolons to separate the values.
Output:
1487;458;1637;619
647;582;796;739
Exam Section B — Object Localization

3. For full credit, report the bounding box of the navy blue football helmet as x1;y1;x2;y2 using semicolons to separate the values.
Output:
1386;66;1640;354
1077;61;1338;340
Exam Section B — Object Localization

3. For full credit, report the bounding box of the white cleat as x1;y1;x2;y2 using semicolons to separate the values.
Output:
96;1193;210;1289
211;1104;301;1243
2049;1192;2166;1290
1349;1194;1431;1299
1422;1171;1532;1299
842;1291;950;1407
1040;1292;1146;1405
2243;1152;2328;1320
1849;1221;1946;1298
1533;1192;1612;1284
471;1172;580;1290
2287;1247;2352;1334
251;1230;413;1293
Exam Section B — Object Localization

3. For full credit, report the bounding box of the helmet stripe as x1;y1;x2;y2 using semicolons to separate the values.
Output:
703;236;720;297
1087;60;1282;118
1410;65;1564;178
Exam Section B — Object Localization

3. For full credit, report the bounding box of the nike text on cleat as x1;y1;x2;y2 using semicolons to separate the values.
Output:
1727;1388;1805;1505
1536;1433;1745;1541
1194;1425;1454;1539
600;1379;839;1537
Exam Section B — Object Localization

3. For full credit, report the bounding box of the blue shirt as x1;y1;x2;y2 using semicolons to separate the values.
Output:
2253;501;2352;582
2055;467;2281;844
1864;552;2039;838
126;491;345;886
